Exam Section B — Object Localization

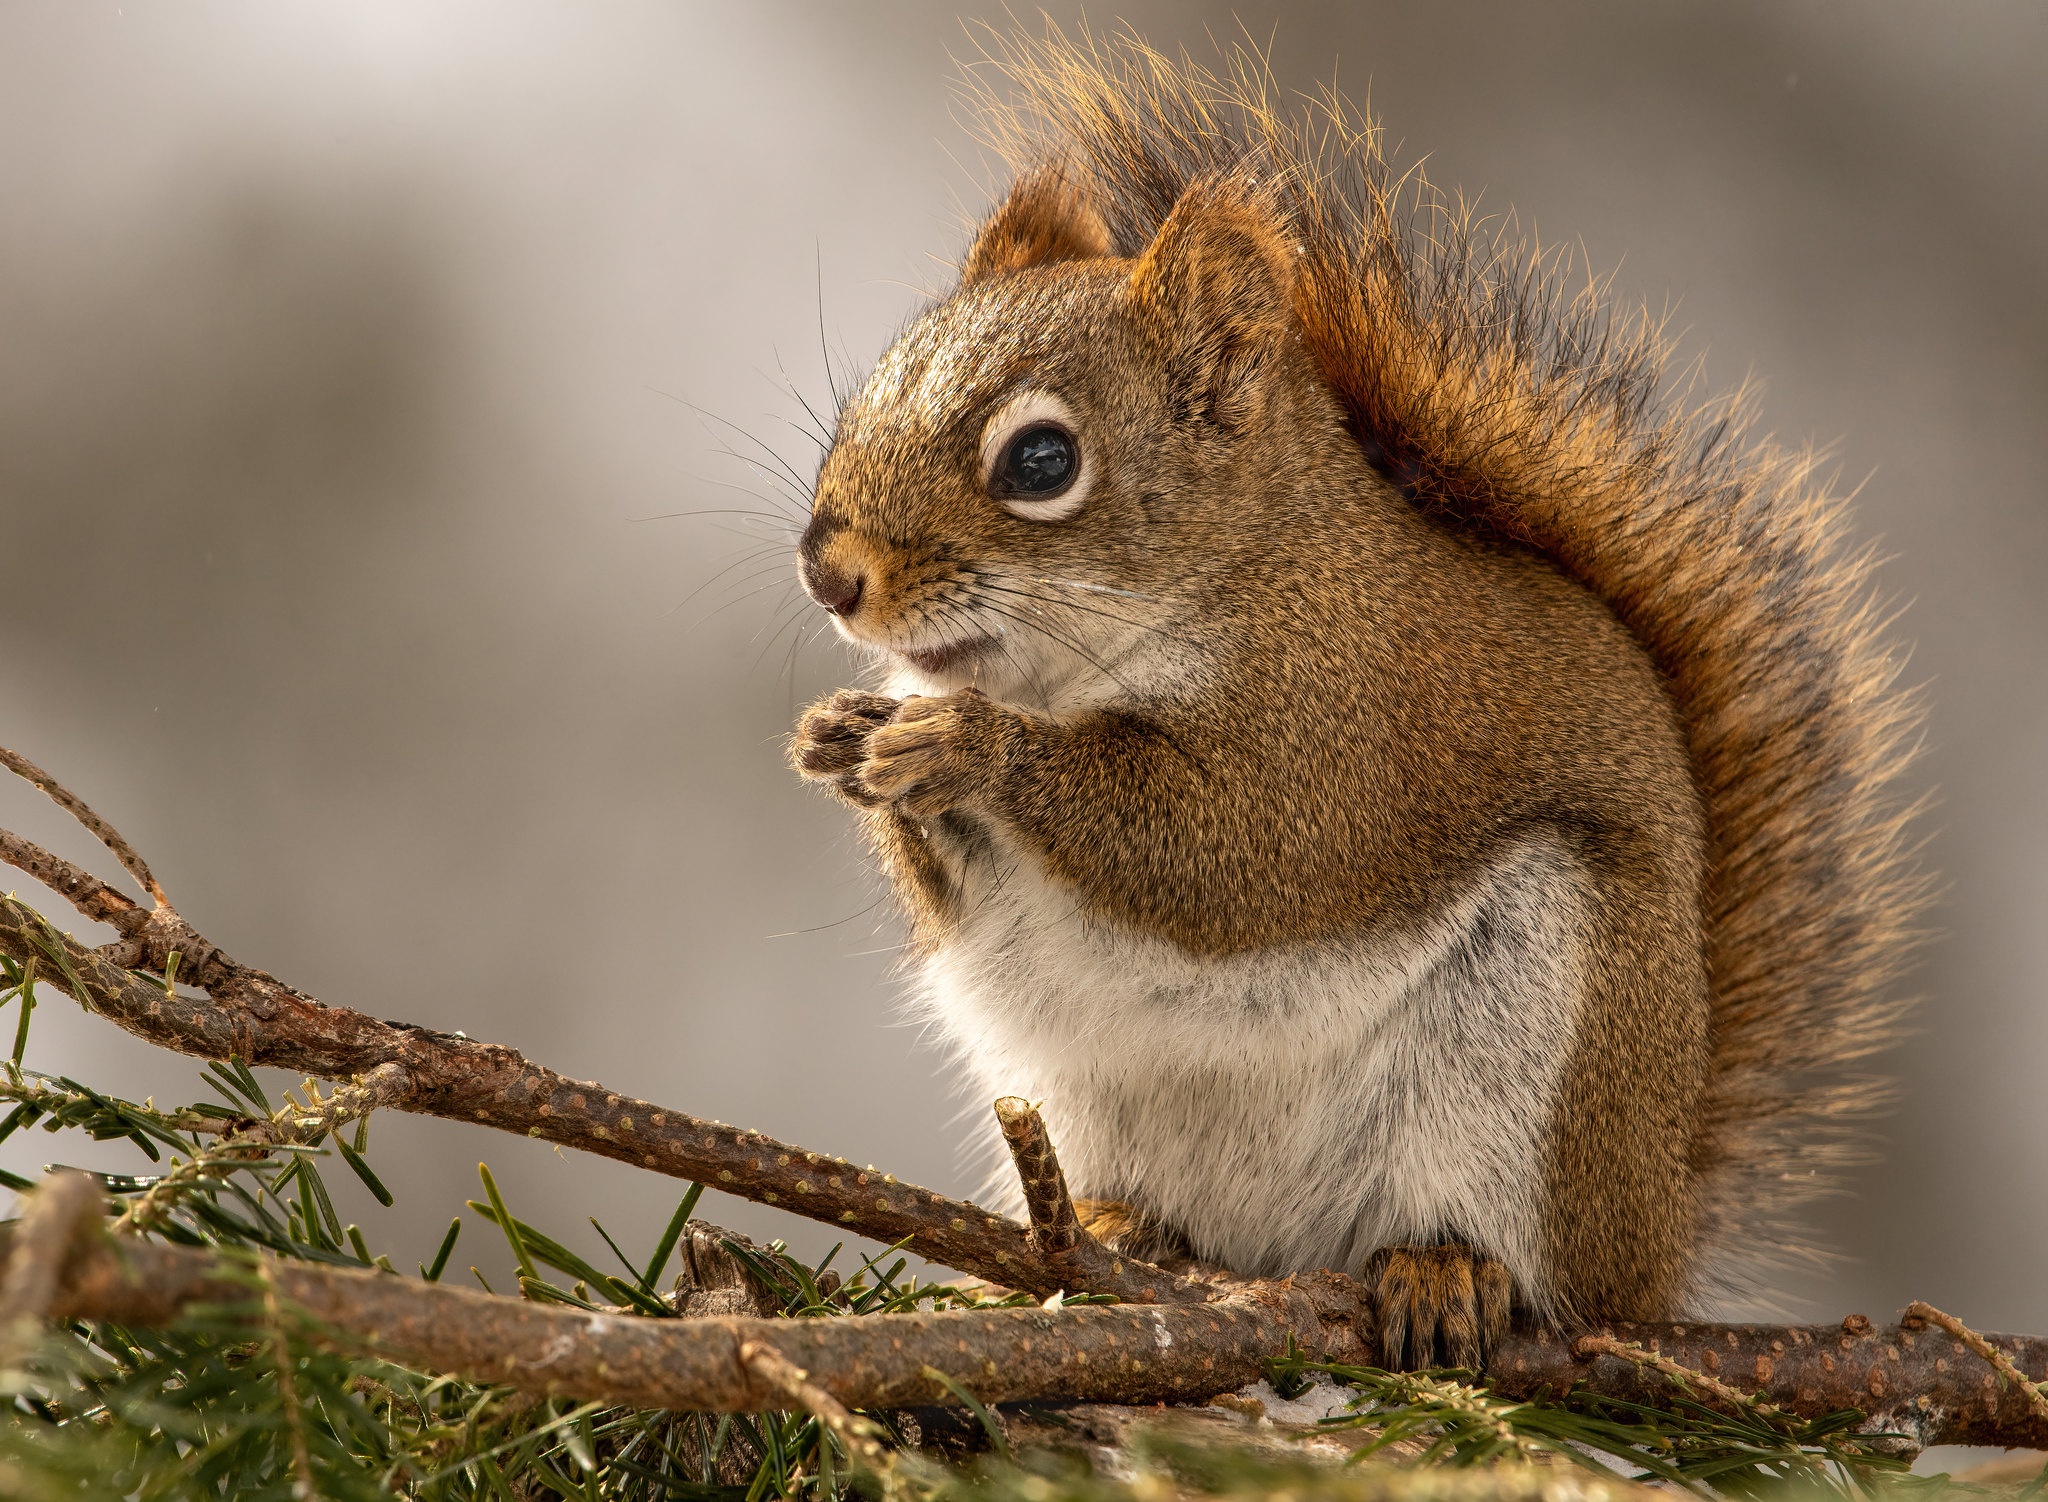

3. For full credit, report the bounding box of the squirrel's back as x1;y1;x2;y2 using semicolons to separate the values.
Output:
957;28;1927;1301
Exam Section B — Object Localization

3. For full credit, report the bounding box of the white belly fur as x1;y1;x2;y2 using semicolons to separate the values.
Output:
908;828;1589;1308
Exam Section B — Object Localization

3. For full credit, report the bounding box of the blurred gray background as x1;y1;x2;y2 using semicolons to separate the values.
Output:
1;0;2043;1345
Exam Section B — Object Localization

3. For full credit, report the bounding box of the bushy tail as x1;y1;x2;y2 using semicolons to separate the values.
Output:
961;25;1930;1303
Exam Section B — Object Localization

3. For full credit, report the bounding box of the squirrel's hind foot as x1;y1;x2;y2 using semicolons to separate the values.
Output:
1072;1197;1194;1267
1366;1243;1511;1372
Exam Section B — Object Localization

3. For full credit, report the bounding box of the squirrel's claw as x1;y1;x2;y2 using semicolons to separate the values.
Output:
1366;1244;1511;1372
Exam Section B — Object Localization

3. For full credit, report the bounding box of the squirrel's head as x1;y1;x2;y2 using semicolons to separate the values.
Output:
799;170;1322;703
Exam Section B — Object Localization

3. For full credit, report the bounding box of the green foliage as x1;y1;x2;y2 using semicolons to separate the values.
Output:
0;941;2034;1501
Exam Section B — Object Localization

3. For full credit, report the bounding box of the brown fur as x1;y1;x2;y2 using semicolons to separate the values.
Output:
790;28;1924;1318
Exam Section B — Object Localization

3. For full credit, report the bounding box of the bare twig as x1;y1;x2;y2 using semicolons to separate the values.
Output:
0;747;165;906
25;1205;1338;1411
994;1096;1084;1255
2;743;302;1017
1904;1302;2048;1424
0;827;141;929
1507;1313;2048;1450
1571;1334;1789;1418
992;1096;1168;1301
112;1064;412;1236
740;1339;892;1470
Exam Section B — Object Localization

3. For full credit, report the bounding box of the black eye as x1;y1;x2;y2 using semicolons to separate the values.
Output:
995;424;1078;498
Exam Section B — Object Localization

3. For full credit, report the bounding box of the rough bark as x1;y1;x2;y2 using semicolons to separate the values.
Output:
9;1207;2046;1448
34;1217;1349;1412
1487;1317;2048;1451
995;1094;1197;1300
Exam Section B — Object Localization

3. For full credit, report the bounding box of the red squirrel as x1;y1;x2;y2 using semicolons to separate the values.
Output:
789;32;1922;1368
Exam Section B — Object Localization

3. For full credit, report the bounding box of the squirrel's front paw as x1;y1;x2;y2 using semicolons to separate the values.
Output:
793;690;899;806
1366;1244;1511;1372
857;690;1008;818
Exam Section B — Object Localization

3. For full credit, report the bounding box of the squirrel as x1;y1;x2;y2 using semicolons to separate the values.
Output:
786;31;1923;1369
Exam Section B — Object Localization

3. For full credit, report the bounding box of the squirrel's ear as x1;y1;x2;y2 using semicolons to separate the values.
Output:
961;168;1111;285
1129;181;1295;420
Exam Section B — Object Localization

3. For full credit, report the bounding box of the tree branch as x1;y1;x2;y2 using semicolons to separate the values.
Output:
5;1183;2044;1450
27;1207;1341;1412
1488;1314;2048;1450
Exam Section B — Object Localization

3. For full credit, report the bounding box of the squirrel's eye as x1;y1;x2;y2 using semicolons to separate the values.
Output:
996;424;1078;498
980;391;1090;521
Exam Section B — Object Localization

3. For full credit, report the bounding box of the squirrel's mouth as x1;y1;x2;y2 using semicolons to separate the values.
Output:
899;637;992;676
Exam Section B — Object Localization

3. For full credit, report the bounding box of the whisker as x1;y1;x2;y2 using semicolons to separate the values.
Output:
764;889;891;939
690;572;805;634
660;468;811;521
968;598;1142;698
931;599;1055;715
656;392;818;501
782;614;816;707
771;412;834;458
670;462;810;517
749;588;817;672
969;577;1174;638
700;553;801;599
816;245;846;410
663;547;794;619
629;504;800;530
770;345;838;449
1030;576;1161;604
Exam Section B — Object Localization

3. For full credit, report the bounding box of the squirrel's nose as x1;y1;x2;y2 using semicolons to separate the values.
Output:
803;558;866;618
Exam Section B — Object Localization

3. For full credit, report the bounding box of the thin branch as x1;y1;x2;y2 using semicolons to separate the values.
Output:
993;1096;1153;1300
0;746;166;905
1504;1313;2048;1450
740;1339;892;1471
1572;1334;1793;1419
1;741;305;1018
1905;1301;2048;1424
994;1097;1084;1255
0;828;142;930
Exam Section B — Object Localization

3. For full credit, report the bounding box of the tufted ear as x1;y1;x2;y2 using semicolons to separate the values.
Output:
1128;179;1296;421
960;167;1112;285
